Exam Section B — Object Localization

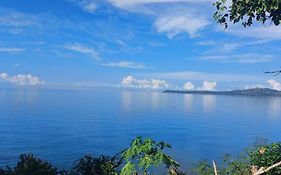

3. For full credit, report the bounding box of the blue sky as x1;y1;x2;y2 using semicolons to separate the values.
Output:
0;0;281;90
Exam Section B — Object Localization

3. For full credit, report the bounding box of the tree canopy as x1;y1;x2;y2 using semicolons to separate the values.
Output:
214;0;281;28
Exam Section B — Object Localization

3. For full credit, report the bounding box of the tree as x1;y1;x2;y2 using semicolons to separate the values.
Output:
120;137;182;175
214;0;281;28
71;154;120;175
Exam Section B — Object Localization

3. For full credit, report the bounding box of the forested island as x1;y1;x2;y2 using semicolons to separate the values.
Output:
163;88;281;97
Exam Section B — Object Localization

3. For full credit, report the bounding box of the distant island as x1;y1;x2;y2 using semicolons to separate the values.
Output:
163;88;281;97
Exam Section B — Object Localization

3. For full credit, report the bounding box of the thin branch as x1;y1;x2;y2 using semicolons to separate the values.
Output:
264;70;281;76
213;160;218;175
253;160;281;175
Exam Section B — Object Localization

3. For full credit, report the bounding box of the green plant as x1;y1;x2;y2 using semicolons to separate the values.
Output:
71;154;120;175
13;153;58;175
120;137;182;175
249;142;281;175
214;0;281;28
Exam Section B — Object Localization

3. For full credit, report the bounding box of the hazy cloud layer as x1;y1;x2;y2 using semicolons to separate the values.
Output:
64;43;100;60
102;61;148;69
0;47;25;53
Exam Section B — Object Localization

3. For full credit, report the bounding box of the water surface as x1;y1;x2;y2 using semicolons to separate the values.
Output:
0;88;281;169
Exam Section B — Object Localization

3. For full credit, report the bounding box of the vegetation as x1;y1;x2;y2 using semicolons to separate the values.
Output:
120;137;182;175
1;138;281;175
214;0;281;28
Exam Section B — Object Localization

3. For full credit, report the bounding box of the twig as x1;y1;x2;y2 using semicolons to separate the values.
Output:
252;160;281;175
264;70;281;76
213;160;218;175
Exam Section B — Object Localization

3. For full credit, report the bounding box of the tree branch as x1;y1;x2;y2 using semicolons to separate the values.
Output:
252;160;281;175
264;70;281;76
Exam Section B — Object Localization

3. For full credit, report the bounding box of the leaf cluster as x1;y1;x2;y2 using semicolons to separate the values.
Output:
249;142;281;175
214;0;281;28
120;137;181;175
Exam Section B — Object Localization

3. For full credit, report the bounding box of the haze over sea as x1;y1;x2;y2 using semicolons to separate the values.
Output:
1;87;281;169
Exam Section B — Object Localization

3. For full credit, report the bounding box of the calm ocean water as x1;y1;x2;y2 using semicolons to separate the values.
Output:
0;88;281;170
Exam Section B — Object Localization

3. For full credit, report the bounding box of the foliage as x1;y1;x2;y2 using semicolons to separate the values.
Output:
71;154;120;175
120;137;181;175
1;139;281;175
195;155;251;175
214;0;281;28
249;142;281;175
195;142;281;175
0;153;59;175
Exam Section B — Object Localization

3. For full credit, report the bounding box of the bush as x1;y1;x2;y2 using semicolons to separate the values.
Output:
195;142;281;175
250;142;281;175
71;154;120;175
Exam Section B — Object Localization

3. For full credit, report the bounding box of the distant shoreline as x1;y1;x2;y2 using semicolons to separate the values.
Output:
163;88;281;97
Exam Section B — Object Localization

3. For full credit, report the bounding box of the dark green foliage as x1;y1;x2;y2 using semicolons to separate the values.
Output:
194;161;214;175
0;154;58;175
249;142;281;175
195;155;251;175
214;0;281;28
120;137;182;175
13;154;58;175
71;154;120;175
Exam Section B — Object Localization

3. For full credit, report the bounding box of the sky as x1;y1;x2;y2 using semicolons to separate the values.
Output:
0;0;281;91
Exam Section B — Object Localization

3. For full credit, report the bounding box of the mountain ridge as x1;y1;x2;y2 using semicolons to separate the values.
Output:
163;88;281;97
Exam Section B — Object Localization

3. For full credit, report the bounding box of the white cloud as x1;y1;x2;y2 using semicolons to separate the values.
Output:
200;54;274;64
0;8;38;28
221;43;241;52
64;43;100;60
199;81;217;91
267;79;281;91
102;61;148;69
121;76;169;89
0;72;44;86
106;0;211;39
0;47;26;53
70;0;97;13
154;15;209;38
183;82;194;90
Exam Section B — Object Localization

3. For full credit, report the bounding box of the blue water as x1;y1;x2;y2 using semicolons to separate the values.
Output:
0;88;281;170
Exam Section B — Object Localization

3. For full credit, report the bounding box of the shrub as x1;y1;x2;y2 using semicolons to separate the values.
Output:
249;142;281;175
71;154;120;175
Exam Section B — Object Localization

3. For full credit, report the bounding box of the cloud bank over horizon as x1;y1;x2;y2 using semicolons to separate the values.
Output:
0;72;44;86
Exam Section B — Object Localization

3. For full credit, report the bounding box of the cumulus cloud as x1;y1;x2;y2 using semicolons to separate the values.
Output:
0;72;44;86
267;79;281;91
183;82;194;90
64;43;100;60
101;61;148;69
121;76;169;89
199;81;217;91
